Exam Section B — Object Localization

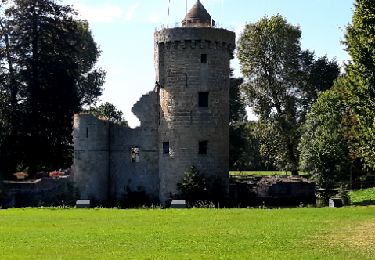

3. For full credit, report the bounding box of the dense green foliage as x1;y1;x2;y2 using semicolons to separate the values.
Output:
229;77;272;170
0;208;374;259
344;0;375;170
230;122;276;171
229;77;247;124
89;102;127;125
0;0;104;177
299;0;375;186
299;87;351;188
237;15;339;175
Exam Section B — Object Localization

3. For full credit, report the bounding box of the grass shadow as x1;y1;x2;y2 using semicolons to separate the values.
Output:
352;200;375;206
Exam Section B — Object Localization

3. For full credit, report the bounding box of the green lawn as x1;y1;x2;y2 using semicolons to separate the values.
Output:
0;207;374;259
350;187;375;206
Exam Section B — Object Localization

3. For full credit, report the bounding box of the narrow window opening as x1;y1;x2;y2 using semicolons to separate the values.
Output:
131;147;140;162
86;127;89;138
199;141;208;155
198;92;209;107
163;142;170;155
201;54;207;63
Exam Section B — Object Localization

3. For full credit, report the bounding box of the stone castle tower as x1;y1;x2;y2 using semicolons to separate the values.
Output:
155;0;235;202
73;0;235;204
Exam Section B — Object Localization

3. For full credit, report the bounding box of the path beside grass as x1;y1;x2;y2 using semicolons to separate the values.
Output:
0;207;374;259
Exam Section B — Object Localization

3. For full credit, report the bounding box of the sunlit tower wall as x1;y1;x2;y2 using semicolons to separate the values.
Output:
155;1;235;203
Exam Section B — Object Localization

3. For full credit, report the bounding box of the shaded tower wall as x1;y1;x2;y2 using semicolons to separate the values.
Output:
155;27;235;203
73;114;109;203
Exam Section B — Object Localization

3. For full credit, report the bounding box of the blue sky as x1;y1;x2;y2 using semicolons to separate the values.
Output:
62;0;354;127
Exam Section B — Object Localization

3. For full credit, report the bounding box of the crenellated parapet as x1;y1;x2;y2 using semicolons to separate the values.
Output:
154;28;235;55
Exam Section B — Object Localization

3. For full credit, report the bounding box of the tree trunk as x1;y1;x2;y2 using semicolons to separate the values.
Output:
291;169;298;176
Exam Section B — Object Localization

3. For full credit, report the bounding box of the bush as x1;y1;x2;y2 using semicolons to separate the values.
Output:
177;166;207;202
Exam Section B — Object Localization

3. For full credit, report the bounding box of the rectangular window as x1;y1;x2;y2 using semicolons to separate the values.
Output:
163;142;170;154
198;92;209;107
201;54;207;63
131;147;140;162
199;141;208;155
86;127;89;138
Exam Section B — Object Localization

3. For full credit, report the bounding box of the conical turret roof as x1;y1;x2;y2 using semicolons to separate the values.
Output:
182;0;215;27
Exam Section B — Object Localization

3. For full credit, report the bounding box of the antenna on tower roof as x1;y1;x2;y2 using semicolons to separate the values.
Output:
167;0;171;27
168;0;170;17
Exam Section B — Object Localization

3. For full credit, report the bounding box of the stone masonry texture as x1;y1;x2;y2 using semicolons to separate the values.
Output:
73;2;235;205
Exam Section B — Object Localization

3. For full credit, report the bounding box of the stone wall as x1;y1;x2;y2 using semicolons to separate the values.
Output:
73;92;160;204
108;91;159;203
155;27;235;203
2;177;75;208
229;175;316;206
73;114;109;204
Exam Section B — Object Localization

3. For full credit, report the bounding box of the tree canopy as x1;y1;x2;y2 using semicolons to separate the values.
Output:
89;102;127;125
344;0;375;171
237;15;339;175
299;0;375;187
299;85;351;188
0;0;105;176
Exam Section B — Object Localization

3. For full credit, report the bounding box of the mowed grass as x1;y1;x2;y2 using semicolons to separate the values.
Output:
350;187;375;205
0;207;374;259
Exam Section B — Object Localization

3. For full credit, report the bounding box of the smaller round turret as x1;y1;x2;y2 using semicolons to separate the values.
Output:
182;0;215;27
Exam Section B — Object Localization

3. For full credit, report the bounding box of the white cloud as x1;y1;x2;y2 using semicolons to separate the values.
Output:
74;3;124;23
71;2;140;24
125;2;140;21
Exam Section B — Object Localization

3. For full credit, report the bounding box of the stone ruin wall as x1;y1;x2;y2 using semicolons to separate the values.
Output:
73;91;160;204
108;91;159;203
73;27;236;204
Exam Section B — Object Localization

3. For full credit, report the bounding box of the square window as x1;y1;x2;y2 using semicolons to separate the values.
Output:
201;54;207;63
198;92;209;107
163;142;170;154
199;141;208;155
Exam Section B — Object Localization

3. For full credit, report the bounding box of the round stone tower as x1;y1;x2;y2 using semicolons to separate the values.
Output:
155;0;235;203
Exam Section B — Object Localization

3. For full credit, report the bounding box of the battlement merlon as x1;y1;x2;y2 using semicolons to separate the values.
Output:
154;27;235;56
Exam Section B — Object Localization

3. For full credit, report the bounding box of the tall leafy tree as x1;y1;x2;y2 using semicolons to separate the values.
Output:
299;85;351;188
344;0;375;170
299;0;375;186
237;15;339;175
0;0;105;176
